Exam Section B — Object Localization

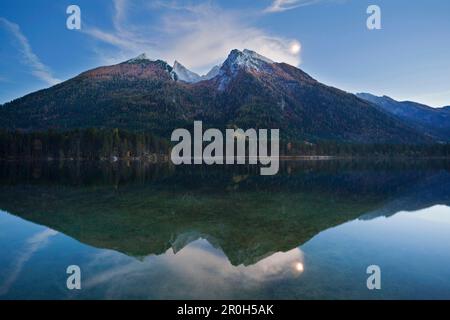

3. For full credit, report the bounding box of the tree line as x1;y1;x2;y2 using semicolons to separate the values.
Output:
0;129;449;160
0;129;170;160
280;140;450;158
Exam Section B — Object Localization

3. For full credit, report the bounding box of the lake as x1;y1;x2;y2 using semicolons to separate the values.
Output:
0;160;449;299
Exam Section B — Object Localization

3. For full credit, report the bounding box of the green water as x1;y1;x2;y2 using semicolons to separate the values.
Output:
0;160;449;299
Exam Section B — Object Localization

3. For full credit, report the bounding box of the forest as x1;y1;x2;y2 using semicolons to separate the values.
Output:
0;129;170;160
0;129;449;160
280;140;450;158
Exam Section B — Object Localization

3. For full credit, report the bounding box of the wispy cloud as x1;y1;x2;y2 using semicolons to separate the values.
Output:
264;0;321;13
81;239;305;298
0;17;60;86
0;228;58;296
83;0;302;73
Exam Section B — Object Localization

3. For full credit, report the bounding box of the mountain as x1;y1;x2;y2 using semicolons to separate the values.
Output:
172;61;220;83
357;93;450;142
0;49;434;143
172;60;201;83
203;65;221;80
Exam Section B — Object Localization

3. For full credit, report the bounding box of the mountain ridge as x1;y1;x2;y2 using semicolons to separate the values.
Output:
172;60;220;83
357;92;450;142
0;49;439;144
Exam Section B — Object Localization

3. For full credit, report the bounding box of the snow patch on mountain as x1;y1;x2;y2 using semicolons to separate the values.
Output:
203;65;221;80
217;49;274;90
173;61;222;83
173;61;202;83
127;53;152;64
223;49;273;73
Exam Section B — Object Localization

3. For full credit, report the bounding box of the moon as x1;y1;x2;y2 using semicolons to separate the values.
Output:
290;41;301;55
295;262;304;272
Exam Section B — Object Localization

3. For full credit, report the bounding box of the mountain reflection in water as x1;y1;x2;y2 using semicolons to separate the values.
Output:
0;160;449;299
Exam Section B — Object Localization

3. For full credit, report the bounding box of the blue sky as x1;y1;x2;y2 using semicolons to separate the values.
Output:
0;0;449;107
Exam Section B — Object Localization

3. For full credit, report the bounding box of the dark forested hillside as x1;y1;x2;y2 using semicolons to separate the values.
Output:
0;50;436;145
357;93;450;142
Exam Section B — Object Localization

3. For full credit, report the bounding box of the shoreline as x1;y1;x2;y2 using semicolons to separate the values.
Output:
1;155;450;162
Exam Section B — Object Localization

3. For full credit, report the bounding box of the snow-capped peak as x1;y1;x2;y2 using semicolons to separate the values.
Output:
217;49;274;90
127;53;151;63
172;61;222;83
222;49;274;73
173;61;202;83
204;65;221;79
242;49;274;64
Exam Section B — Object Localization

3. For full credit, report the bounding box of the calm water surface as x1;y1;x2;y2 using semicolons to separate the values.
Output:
0;160;449;299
